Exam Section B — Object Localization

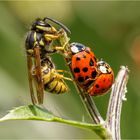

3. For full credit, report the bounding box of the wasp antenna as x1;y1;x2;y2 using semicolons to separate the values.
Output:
44;17;71;34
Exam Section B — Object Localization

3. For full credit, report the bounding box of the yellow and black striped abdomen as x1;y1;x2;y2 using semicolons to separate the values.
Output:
43;69;68;94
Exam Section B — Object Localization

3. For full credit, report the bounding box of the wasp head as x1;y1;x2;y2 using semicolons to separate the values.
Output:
31;18;57;33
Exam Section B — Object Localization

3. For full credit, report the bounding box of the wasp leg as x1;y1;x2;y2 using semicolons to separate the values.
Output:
34;46;44;104
53;37;70;52
44;49;57;54
44;57;55;69
53;72;73;82
44;34;61;41
56;70;71;75
55;69;74;81
61;76;73;81
27;55;37;104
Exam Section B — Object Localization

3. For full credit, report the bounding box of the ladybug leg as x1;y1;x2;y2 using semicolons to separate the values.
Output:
66;60;71;66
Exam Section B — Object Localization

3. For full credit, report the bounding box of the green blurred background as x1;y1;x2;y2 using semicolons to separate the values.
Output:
0;1;140;139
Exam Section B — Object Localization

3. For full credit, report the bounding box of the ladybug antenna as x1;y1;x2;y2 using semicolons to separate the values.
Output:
100;58;103;61
44;17;71;34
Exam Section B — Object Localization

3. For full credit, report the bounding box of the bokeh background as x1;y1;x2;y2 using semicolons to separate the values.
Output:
0;1;140;139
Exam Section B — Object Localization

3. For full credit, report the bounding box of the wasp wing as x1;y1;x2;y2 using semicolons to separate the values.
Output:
34;47;44;104
26;55;37;104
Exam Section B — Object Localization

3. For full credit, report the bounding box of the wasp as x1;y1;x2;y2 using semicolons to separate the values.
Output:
25;17;71;105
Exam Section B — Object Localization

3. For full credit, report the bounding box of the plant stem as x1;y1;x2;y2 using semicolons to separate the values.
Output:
106;66;129;140
59;31;104;124
79;87;104;124
59;31;129;140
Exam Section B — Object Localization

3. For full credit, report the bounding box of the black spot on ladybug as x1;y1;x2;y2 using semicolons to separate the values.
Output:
85;76;89;80
73;67;80;73
78;76;84;83
76;57;81;61
91;70;97;79
95;84;99;88
82;67;88;72
89;59;94;66
83;54;86;58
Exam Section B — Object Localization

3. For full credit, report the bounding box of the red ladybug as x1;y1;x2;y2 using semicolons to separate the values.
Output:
69;42;98;89
88;60;114;96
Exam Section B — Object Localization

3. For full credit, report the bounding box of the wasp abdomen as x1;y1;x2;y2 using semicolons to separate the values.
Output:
43;69;68;94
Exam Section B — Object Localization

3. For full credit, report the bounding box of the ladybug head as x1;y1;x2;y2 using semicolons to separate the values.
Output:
70;42;86;54
97;60;112;74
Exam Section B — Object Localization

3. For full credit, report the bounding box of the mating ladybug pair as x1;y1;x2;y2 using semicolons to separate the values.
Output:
68;43;114;96
25;17;114;104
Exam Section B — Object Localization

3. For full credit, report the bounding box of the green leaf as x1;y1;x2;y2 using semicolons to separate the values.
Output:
0;105;110;139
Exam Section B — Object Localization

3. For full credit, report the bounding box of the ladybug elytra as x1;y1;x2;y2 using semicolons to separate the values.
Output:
69;42;98;89
88;60;114;96
68;43;114;96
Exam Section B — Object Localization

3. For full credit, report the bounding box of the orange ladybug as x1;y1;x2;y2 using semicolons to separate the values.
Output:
69;42;98;89
88;60;114;96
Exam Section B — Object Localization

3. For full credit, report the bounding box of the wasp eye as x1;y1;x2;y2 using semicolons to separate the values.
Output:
70;42;86;54
31;18;51;30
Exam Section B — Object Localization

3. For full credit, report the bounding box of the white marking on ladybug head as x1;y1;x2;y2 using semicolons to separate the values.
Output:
99;65;108;73
70;42;86;54
97;60;110;74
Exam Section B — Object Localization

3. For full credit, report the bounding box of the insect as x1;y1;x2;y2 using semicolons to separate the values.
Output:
68;42;98;90
25;17;71;104
63;42;114;96
88;60;114;96
26;17;71;56
32;58;72;95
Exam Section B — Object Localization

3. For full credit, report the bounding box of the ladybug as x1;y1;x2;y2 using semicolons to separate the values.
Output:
88;60;114;96
69;42;98;89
